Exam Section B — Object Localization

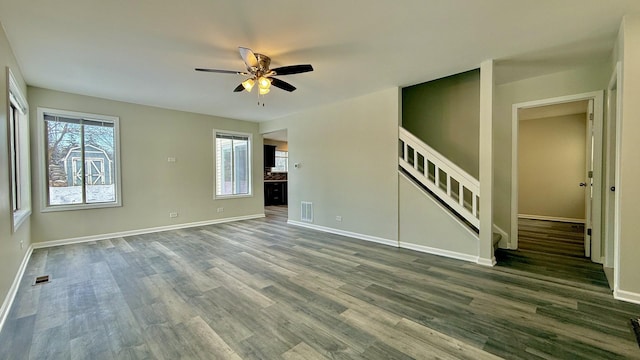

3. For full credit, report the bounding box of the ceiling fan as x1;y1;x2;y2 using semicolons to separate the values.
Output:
195;47;313;95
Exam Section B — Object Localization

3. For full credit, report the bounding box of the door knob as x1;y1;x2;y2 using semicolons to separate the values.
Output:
610;186;616;192
579;182;587;187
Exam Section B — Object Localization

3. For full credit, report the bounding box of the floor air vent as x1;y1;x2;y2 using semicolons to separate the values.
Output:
33;275;50;286
301;201;313;222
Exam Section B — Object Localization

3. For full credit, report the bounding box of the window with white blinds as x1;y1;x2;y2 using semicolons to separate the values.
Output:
214;131;252;197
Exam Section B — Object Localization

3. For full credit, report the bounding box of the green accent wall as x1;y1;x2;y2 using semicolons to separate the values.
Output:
402;69;480;178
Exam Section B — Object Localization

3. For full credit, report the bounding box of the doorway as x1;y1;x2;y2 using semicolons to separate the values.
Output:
262;129;289;221
510;91;604;263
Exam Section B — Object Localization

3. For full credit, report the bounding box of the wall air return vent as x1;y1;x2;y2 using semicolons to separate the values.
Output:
301;201;313;222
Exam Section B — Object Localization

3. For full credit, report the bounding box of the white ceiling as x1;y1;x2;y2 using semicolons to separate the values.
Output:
1;1;639;122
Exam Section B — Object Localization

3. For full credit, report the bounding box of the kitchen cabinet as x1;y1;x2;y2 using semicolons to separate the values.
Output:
264;145;276;168
264;181;287;205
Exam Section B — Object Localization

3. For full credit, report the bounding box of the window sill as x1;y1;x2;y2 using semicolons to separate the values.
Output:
12;209;31;232
41;201;122;212
214;194;253;200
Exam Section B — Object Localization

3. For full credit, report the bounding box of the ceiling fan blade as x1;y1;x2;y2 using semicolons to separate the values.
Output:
270;78;297;92
233;84;245;92
195;68;242;74
238;47;259;69
271;64;313;76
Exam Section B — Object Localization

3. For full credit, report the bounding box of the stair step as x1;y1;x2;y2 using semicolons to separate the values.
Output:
493;232;502;246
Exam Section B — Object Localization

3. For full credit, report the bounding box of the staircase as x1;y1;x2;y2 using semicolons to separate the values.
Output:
399;127;480;229
398;126;501;259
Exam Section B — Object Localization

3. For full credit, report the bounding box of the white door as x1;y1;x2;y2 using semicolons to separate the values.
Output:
583;99;594;257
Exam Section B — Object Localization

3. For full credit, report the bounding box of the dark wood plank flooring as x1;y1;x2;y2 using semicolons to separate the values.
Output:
1;206;639;359
496;218;610;290
518;218;586;258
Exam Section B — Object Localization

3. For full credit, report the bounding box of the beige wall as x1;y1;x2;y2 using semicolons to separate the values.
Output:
402;69;480;178
494;64;609;239
399;174;478;257
260;88;400;242
617;14;640;297
518;114;586;220
27;87;264;243
0;25;31;318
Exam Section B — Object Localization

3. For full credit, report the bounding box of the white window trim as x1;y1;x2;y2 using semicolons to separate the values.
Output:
213;129;253;199
7;68;31;232
37;107;122;212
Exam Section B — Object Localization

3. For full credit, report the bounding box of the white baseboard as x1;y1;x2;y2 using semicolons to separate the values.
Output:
399;242;478;263
288;220;496;267
32;214;265;249
0;244;34;333
518;214;585;224
614;288;640;305
477;257;497;267
287;220;398;248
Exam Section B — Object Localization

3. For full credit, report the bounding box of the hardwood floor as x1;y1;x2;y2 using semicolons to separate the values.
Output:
1;207;639;359
495;218;610;290
518;218;586;258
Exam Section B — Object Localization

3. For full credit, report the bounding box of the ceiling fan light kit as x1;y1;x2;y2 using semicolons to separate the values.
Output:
196;46;314;101
241;78;255;92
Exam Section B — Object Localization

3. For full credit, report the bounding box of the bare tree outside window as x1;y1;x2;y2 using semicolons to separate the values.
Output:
41;109;120;209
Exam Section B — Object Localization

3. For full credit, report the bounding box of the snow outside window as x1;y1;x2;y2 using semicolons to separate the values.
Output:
39;108;121;211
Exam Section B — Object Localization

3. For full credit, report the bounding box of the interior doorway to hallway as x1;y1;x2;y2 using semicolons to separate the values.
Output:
510;91;604;264
517;99;590;258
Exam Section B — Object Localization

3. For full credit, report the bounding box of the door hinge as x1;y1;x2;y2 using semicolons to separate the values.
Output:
589;112;594;120
588;171;593;179
587;228;592;236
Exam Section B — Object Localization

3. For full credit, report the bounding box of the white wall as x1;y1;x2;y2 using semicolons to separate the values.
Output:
0;23;31;322
261;88;400;242
616;14;640;299
518;114;586;221
494;64;609;242
28;87;264;243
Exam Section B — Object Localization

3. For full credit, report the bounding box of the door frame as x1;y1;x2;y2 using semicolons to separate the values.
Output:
510;91;604;263
605;62;622;288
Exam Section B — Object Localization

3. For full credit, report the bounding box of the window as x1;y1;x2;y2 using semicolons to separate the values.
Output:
273;150;288;172
39;108;121;210
215;130;252;198
7;69;31;231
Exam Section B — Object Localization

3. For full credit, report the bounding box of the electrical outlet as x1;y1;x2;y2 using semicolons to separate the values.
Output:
19;240;24;249
217;207;224;213
169;212;178;218
336;216;342;222
167;157;176;163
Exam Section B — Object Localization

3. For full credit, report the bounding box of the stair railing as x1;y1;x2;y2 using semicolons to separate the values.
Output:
399;127;480;228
